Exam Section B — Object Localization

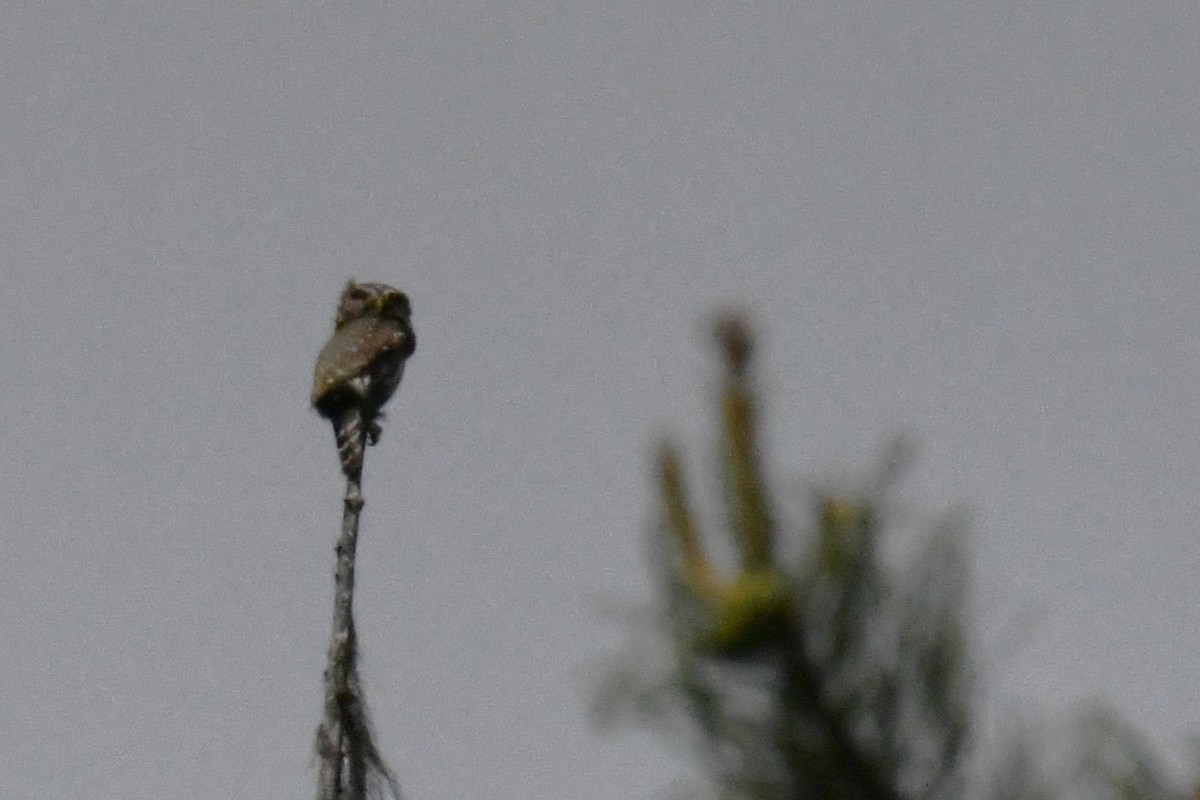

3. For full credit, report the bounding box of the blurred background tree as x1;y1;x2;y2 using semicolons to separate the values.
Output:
593;314;1191;800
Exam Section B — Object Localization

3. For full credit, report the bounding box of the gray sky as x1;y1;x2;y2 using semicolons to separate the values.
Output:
4;3;1200;799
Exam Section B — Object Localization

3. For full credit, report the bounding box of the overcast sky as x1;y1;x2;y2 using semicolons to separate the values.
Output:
4;3;1200;799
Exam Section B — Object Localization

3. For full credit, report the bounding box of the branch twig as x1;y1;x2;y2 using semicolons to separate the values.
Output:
316;469;400;800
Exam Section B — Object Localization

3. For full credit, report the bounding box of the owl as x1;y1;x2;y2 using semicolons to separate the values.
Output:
312;281;416;478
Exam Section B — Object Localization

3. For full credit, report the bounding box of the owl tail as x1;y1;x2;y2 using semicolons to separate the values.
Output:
333;408;367;479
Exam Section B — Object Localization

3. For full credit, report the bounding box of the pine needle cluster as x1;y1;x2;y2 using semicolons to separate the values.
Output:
594;314;1189;800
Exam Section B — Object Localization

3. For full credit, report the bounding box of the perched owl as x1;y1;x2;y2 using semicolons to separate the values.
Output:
312;281;416;478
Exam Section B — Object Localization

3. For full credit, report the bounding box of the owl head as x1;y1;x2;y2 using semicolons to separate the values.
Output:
334;280;412;328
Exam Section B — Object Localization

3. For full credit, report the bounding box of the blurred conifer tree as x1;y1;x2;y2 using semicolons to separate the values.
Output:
593;314;1191;800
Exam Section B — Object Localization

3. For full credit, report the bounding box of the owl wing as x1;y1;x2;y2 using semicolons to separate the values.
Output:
311;317;414;411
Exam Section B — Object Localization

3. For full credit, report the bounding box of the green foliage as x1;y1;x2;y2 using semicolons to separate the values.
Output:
594;314;1192;800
